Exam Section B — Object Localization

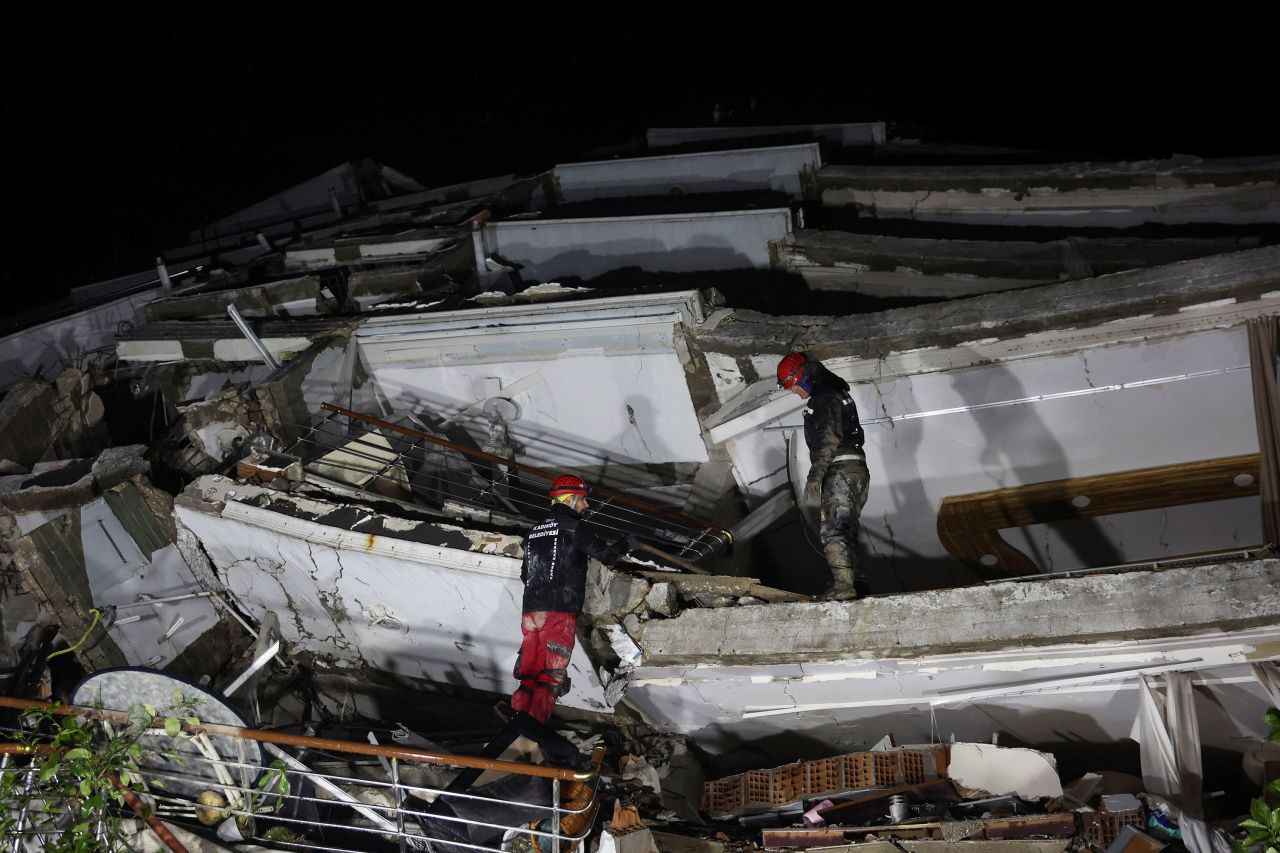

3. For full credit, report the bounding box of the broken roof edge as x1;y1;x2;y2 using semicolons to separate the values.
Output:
557;141;823;171
176;476;524;578
701;276;1278;443
356;288;708;339
818;152;1280;184
697;245;1280;359
634;557;1280;667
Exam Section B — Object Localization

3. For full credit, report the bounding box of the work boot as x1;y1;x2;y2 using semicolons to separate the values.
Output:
821;567;862;601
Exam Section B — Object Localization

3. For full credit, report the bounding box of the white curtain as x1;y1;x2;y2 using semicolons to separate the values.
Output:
1131;674;1231;853
1252;661;1280;707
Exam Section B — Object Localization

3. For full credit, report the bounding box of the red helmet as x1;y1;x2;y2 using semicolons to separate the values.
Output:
777;352;808;390
549;474;590;499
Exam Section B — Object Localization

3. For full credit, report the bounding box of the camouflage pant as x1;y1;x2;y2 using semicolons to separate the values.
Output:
820;457;870;581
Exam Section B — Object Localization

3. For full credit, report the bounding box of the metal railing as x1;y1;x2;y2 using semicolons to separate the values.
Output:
1;695;604;853
281;404;731;564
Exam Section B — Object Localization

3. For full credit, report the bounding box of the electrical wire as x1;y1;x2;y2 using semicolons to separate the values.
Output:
46;608;102;661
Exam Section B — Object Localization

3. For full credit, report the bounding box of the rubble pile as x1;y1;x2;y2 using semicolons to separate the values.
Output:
0;367;109;475
680;741;1219;851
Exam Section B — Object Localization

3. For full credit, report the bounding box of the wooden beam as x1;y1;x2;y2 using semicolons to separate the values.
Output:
937;454;1261;579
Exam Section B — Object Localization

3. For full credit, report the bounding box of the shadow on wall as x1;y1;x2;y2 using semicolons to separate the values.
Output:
948;357;1124;572
863;382;982;593
496;239;761;283
563;265;936;316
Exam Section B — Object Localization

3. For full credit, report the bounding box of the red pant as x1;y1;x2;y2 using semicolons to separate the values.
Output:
510;611;577;725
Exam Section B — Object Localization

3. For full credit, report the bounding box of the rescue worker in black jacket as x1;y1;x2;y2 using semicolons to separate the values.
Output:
777;352;871;600
510;474;640;724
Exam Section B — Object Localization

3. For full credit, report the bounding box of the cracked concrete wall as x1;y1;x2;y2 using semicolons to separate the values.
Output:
175;480;613;712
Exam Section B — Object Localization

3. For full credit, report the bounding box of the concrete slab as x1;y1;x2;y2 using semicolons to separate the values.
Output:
637;559;1280;664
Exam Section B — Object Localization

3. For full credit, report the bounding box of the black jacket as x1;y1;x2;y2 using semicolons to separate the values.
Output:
802;361;865;485
520;503;627;614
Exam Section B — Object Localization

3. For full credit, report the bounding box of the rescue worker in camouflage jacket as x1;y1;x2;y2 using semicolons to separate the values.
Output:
777;352;871;600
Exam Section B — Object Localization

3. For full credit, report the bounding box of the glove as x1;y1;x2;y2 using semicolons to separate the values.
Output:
624;534;645;553
802;478;823;510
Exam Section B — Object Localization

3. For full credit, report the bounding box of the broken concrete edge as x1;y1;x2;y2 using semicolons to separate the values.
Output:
256;327;356;447
0;445;150;513
177;475;527;560
784;230;1263;281
693;245;1280;360
816;153;1280;192
143;265;431;322
635;558;1280;666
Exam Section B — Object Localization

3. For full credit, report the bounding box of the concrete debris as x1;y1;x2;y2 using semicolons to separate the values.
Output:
169;385;264;473
586;568;651;617
620;754;663;796
235;448;304;486
0;380;57;472
0;369;109;473
645;581;679;617
603;623;644;670
0;445;148;514
7;464;236;676
1;123;1275;853
599;825;660;853
947;743;1062;799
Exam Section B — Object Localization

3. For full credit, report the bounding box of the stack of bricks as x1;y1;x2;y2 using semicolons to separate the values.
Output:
700;746;951;818
1080;805;1145;847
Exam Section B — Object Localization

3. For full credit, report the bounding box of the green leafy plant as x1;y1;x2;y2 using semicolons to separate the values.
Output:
0;693;203;852
230;758;291;837
1234;707;1280;853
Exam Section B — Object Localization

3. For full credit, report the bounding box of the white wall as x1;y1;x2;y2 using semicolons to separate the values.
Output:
356;295;710;470
549;144;820;203
727;326;1262;579
0;289;160;388
176;503;612;713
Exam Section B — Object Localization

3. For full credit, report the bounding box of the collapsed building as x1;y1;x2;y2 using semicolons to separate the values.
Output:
1;123;1278;852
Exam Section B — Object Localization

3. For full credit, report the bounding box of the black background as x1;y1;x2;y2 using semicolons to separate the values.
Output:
7;14;1276;311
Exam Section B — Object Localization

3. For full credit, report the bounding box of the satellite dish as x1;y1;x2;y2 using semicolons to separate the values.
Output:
72;667;264;799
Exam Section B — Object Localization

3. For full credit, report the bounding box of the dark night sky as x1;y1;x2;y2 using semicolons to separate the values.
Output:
7;15;1276;310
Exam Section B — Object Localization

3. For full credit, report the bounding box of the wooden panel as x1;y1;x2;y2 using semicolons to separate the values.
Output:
937;454;1260;579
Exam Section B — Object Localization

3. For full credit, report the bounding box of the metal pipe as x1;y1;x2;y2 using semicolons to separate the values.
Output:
155;257;173;290
551;777;561;853
226;304;282;370
0;746;188;853
0;696;590;781
262;742;398;834
108;770;190;853
470;224;487;277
